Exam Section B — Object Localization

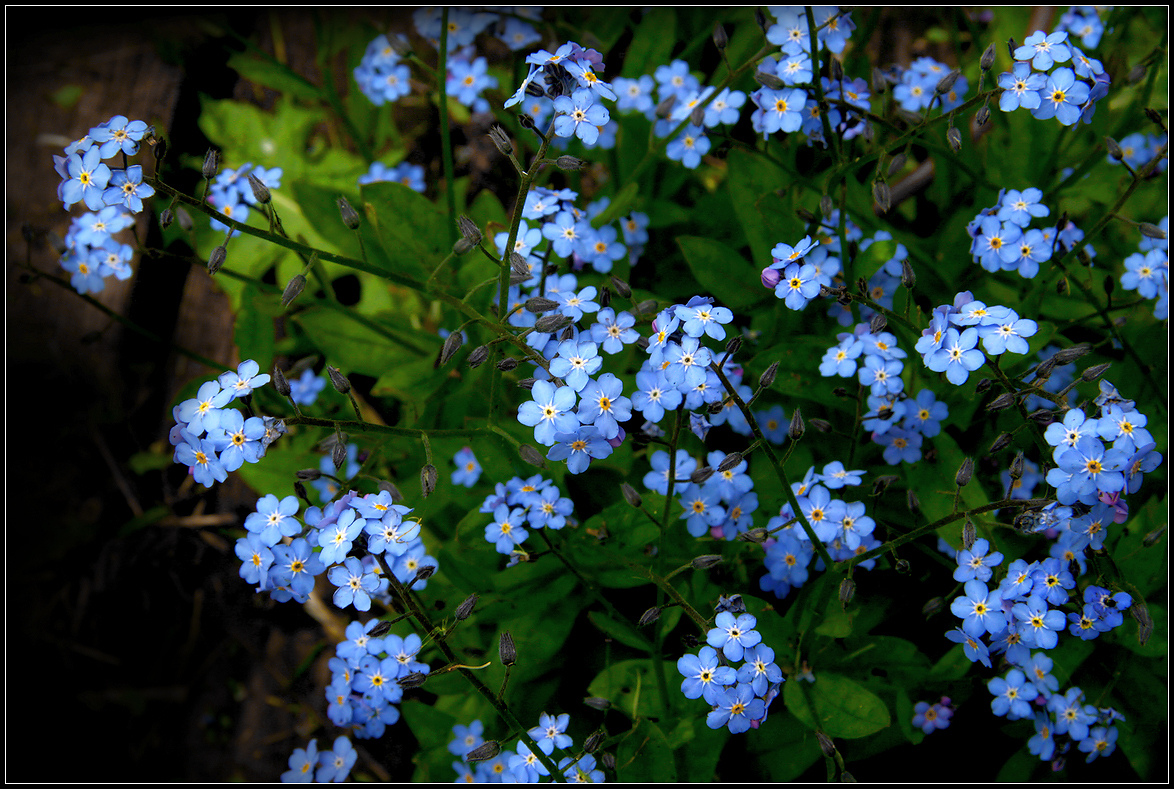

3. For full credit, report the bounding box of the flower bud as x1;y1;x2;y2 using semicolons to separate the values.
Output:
420;463;438;497
830;56;844;83
1131;602;1153;645
869;313;887;334
176;207;193;231
935;70;961;96
296;468;322;481
455;593;479;621
758;361;779;390
293;480;309;502
900;258;916;289
754;70;785;91
739;528;769;543
456;215;482;245
1028;409;1056;425
1008;450;1025;481
947;125;962;153
980;42;997;71
337;196;360;229
467;345;490;368
153;136;168;163
327;365;351;394
518;112;537;130
638;606;661;626
272;365;291;397
466;741;501;763
976;104;991;128
872;475;898;496
788;406;805;440
1139;221;1167;240
368;620;393;638
754;7;769;33
761;266;782;289
1053;344;1091;365
496;357;518;371
1081;361;1112;382
713;22;729;50
498;631;517;666
1105;136;1124;161
872;180;891;214
1006;38;1017;60
690;105;707;127
525;296;560;314
690;465;716;484
487;125;513;156
655;94;677;118
692;555;723;570
440;330;463;365
635;299;658;315
1127;63;1146;84
922;597;944;617
584;697;611;711
809;418;832;433
955;457;974;487
962;519;976;550
412;564;437;585
518;444;545;467
534;314;572;333
988;432;1013;453
584;729;606;754
906;489;920;512
452;237;474;256
887;153;907;177
207;245;227;275
717;452;743;472
871;67;888;94
609;275;631;298
398;670;428;689
556;155;586;171
838;578;855;605
332;439;348;470
621;482;642;508
986;392;1017;411
281;274;306;307
1143;523;1166;547
159;208;174;229
246;172;271;204
378;479;404;502
816;732;837;758
202;147;221;179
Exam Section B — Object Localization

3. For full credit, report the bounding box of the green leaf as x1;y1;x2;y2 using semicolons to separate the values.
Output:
359;180;447;281
587;610;654;652
784;672;891;738
293;307;435;379
587;659;675;721
622;8;677;77
615;718;677;782
677;235;763;310
234;284;278;371
227;51;321;100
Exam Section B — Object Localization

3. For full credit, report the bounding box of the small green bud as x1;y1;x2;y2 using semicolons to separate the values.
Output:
873;179;891;213
420;463;438;497
621;482;642;508
466;741;501;763
556;155;586;171
887;153;907;177
754;70;785;91
487;125;512;156
246;172;271;204
838;578;855;605
962;519;976;549
327;365;351;394
935;70;960;96
788;406;805;440
692;555;723;570
281;274;306;307
272;366;291;397
989;432;1013;453
202;147;220;179
638;606;661;626
980;42;997;71
759;361;779;390
455;593;479;620
207;245;227;275
525;296;560;314
1009;451;1025;480
1105;136;1124;161
1139;221;1167;240
947;124;962;153
467;345;490;368
713;22;728;50
337;196;360;230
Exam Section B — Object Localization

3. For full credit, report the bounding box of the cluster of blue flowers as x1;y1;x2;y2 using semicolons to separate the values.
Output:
1119;215;1169;319
996;26;1109;126
946;535;1132;764
505;41;615;148
281;735;357;783
206;161;283;236
759;462;877;599
1108;131;1169;173
447;712;603;783
353;34;412;106
358;160;426;193
967;187;1093;278
326;620;429;737
916;291;1039;386
892;56;968;115
235;488;437;606
677;599;784;734
53;115;155;294
170;360;281;487
480;474;575;561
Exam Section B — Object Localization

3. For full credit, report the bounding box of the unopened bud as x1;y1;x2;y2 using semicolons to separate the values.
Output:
655;94;677;118
1081;361;1111;382
153;136;167;163
488;125;512;156
690;105;707;127
873;180;891;213
467;345;490;368
534;314;572;333
1028;409;1055;425
809;418;832;433
556;155;586;171
989;432;1013;453
759;361;779;389
455;593;479;621
246;172;271;204
412;564;436;585
976;104;991;128
817;731;837;757
962;520;976;550
1127;63;1146;84
900;259;916;289
202;147;221;179
526;296;560;314
498;631;517;666
955;457;974;487
869;313;887;334
935;70;961;96
755;70;785;91
420;463;438;497
830;57;844;82
871;66;888;94
887;153;907;177
337;196;360;229
296;468;322;481
584;729;606;754
378;479;404;502
368;620;393;638
621;482;642;508
980;42;997;71
159;208;174;229
816;196;833;220
754;7;769;33
906;489;920;512
922;597;944;617
717;452;743;472
584;697;611;711
1009;451;1025;480
986;392;1018;411
838;578;856;605
1139;221;1167;240
788;406;805;440
508;252;531;279
207;245;227;275
872;475;898;496
1105;136;1124;161
332;439;348;470
1007;38;1017;60
293;480;309;501
692;555;723;570
610;275;631;298
519;444;545;467
1131;602;1152;645
713;22;728;50
947;124;962;153
496;357;518;372
456;215;482;245
466;741;501;763
272;366;291;397
725;335;742;356
398;670;428;688
638;606;661;626
974;378;991;394
1143;524;1166;547
635;299;658;315
691;465;716;484
739;528;769;543
327;365;351;394
452;237;474;255
176;207;193;231
440;331;463;365
282;274;307;307
1054;344;1091;365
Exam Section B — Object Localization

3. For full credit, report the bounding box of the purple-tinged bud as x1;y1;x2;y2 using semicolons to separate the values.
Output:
526;296;560;314
1139;221;1166;240
761;265;782;289
935;70;961;96
534;314;572;333
584;697;610;711
202;147;220;179
922;597;944;617
717;452;743;472
887;153;907;177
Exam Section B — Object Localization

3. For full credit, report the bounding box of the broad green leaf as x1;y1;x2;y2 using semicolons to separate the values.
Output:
587;610;654;652
587;659;675;721
227;51;321;100
622;7;677;77
677;235;763;310
615;718;677;783
784;671;891;738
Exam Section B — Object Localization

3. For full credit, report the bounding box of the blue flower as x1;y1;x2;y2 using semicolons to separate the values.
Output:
1012;595;1066;649
89;114;149;158
218;359;271;400
951;579;1005;638
316;736;357;783
666;124;711;169
529;712;573;750
1032;68;1090;126
451;447;481;487
448;720;484;757
288;369;327;406
736;644;784;696
101;165;154;213
281;739;319;783
1015;30;1072;71
517;379;579;445
912;700;953;734
924;327;985;385
945;627;993;668
706;612;762;662
576;372;631;439
988;668;1039;719
328;556;380;611
547;426;613;474
706;682;766;734
953;538;1004;583
485;504;527;554
552;89;610;145
60;147;113;211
